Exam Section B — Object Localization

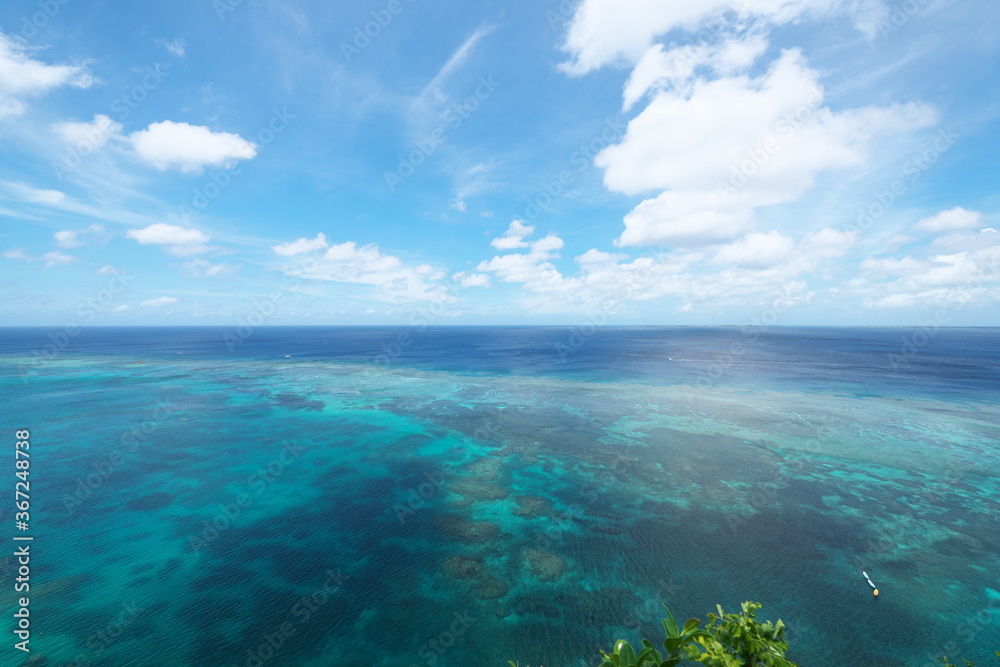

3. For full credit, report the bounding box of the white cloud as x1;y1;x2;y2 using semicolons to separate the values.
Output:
129;121;257;173
855;234;1000;308
51;114;123;150
798;227;858;261
558;2;936;251
2;248;30;260
287;241;451;302
452;271;491;288
712;231;795;268
913;207;983;233
1;182;67;205
53;230;81;248
473;222;862;314
559;0;886;76
127;223;209;245
0;32;94;119
112;305;131;313
97;265;121;275
478;232;580;296
181;259;232;277
413;24;494;122
164;37;186;58
490;220;535;250
272;233;329;256
54;224;105;248
622;35;769;111
881;233;916;251
140;296;178;307
126;223;211;256
595;46;934;247
41;251;75;267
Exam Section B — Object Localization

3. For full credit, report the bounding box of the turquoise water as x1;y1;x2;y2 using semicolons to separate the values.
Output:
0;327;998;666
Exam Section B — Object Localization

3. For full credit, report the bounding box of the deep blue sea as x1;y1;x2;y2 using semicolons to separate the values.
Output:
1;326;998;666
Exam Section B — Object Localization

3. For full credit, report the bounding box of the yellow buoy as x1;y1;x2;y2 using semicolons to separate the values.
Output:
873;589;879;597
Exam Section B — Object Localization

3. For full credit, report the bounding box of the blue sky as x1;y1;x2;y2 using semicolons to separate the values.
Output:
1;0;999;326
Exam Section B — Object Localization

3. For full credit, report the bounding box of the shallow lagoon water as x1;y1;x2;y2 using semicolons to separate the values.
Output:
1;326;998;666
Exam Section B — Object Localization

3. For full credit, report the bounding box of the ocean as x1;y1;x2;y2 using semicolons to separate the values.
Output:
0;326;998;666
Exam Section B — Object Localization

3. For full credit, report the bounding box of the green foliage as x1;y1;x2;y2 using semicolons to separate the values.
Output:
690;602;794;667
938;651;1000;667
593;600;794;667
509;606;999;667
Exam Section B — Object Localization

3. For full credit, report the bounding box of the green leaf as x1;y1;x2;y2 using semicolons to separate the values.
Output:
618;640;637;666
663;636;683;653
662;611;679;638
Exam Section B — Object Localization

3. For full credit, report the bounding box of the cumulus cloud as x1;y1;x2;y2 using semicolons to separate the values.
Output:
0;32;95;119
559;0;887;76
600;47;935;247
284;240;451;302
555;1;936;251
913;207;984;233
712;231;795;268
490;220;535;250
41;251;75;267
181;259;232;277
126;223;211;256
54;224;106;248
473;221;860;313
140;296;178;307
2;248;30;261
163;37;186;58
272;233;329;256
51;114;123;150
129;121;257;173
854;234;1000;308
478;230;575;293
452;271;491;288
